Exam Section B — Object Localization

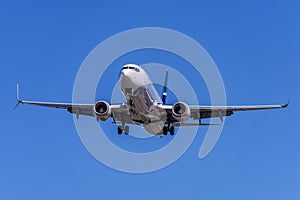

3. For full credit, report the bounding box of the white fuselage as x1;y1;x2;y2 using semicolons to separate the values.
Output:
119;64;165;135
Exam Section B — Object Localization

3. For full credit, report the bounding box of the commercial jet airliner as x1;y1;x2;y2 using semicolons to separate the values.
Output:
15;64;288;136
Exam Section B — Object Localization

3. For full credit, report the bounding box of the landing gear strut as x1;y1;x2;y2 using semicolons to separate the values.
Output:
124;125;129;135
118;125;129;135
118;126;123;134
163;126;168;135
163;113;175;136
169;126;174;135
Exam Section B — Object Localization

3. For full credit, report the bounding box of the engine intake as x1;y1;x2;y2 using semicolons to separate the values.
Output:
172;102;191;122
93;101;111;121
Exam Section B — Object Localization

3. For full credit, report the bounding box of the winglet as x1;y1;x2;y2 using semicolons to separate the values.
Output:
161;70;169;104
14;84;22;110
281;98;291;108
16;84;20;101
281;103;288;108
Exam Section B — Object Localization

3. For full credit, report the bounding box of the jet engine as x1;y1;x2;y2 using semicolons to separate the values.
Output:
93;101;111;121
171;102;191;122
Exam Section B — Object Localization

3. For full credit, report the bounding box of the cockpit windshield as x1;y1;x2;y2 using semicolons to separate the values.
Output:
122;66;140;72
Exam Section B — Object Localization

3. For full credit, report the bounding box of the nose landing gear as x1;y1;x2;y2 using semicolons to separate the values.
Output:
118;125;129;135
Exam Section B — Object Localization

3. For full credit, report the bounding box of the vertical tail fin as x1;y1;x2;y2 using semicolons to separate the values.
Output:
161;70;169;104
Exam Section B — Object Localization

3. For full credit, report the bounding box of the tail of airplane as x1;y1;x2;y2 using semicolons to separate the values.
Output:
161;70;169;104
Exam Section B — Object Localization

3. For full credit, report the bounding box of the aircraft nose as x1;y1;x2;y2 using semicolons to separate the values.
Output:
119;70;126;78
120;68;132;78
119;68;128;78
119;69;130;81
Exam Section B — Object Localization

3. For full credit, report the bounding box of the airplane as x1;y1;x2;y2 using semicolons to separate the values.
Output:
15;64;288;136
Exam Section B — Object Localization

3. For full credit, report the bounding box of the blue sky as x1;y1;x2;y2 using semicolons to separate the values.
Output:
1;0;299;199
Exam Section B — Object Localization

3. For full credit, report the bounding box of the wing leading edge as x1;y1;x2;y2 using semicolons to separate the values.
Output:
15;99;95;116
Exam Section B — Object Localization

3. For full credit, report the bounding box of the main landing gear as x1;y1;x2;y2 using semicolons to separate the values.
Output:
118;125;129;135
163;113;175;136
163;125;175;136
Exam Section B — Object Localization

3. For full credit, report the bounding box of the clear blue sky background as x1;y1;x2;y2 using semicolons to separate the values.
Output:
1;0;299;199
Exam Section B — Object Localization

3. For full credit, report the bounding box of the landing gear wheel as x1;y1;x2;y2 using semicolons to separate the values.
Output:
170;126;175;135
163;126;168;135
124;125;129;135
118;126;123;135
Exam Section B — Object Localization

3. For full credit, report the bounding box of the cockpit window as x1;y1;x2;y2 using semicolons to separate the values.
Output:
122;66;140;72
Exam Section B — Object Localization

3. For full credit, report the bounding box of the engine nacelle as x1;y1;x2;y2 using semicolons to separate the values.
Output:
93;101;111;121
171;102;191;122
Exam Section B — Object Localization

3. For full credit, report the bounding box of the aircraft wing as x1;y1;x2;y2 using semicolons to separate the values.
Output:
14;84;134;122
16;99;95;117
15;86;287;125
16;99;134;122
190;104;288;120
158;103;288;122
